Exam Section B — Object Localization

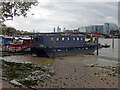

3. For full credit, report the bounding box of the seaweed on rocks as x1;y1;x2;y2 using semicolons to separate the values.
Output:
2;59;55;87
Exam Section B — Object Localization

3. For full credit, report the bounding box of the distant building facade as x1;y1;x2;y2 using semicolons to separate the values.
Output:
79;23;119;34
103;23;119;34
63;27;66;32
57;26;61;32
88;25;104;34
78;27;88;32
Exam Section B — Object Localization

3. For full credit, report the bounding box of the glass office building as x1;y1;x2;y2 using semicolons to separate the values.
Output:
83;23;119;34
86;25;104;34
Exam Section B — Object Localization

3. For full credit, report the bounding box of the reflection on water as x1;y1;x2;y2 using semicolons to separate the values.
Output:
4;55;54;65
98;38;119;59
80;55;118;67
79;55;118;67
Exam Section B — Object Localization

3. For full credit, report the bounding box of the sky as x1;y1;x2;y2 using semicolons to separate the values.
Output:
4;0;118;33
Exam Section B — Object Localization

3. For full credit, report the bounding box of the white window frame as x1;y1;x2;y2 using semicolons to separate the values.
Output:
73;37;75;40
56;38;59;41
67;37;70;41
51;37;53;41
77;37;79;40
81;37;83;41
62;37;65;41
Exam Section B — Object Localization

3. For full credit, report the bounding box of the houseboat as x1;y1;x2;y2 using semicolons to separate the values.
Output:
31;34;96;57
0;36;13;51
8;37;33;52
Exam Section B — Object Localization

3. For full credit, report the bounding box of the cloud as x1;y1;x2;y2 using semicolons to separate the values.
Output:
4;2;118;32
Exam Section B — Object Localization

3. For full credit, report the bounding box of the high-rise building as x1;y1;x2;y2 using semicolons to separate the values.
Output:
57;26;61;32
63;27;66;32
103;23;119;34
53;27;55;33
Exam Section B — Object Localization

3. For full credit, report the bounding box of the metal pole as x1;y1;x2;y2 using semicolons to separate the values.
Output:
112;36;114;49
97;37;99;56
52;35;55;59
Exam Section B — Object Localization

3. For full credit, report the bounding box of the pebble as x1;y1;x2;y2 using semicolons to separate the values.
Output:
59;80;62;82
41;83;44;87
75;78;77;80
66;77;68;79
63;83;67;85
94;73;97;75
106;82;109;84
56;84;59;87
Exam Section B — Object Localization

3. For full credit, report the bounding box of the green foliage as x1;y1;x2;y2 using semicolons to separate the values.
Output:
1;1;38;21
0;23;30;35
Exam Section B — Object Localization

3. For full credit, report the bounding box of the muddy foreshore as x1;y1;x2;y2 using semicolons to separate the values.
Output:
1;54;119;89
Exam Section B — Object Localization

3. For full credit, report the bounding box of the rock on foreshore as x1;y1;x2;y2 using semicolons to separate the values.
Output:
1;59;55;87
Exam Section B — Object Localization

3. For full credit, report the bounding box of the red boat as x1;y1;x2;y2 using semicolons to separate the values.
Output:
8;38;33;52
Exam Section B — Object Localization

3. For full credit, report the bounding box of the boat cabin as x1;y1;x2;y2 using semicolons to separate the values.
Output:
33;34;85;48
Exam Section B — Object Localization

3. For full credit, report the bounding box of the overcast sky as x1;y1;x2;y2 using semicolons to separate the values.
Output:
4;0;118;32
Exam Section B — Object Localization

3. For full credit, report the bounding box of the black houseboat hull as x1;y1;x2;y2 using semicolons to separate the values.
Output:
31;44;96;58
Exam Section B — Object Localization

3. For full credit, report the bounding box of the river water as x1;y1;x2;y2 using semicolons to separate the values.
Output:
98;38;120;59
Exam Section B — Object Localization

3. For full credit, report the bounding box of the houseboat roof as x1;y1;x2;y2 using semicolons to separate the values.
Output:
35;34;84;37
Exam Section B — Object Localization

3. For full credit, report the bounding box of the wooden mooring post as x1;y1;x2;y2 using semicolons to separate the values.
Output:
52;35;55;59
97;37;99;56
112;36;114;49
30;35;32;55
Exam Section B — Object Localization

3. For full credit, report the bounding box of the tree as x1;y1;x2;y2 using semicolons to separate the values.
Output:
64;30;73;33
0;1;38;21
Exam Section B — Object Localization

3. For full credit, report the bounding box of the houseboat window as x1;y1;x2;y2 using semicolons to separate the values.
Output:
56;38;59;41
51;37;53;41
77;37;79;40
62;37;65;41
81;37;83;40
73;37;75;40
67;37;70;41
57;49;61;52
